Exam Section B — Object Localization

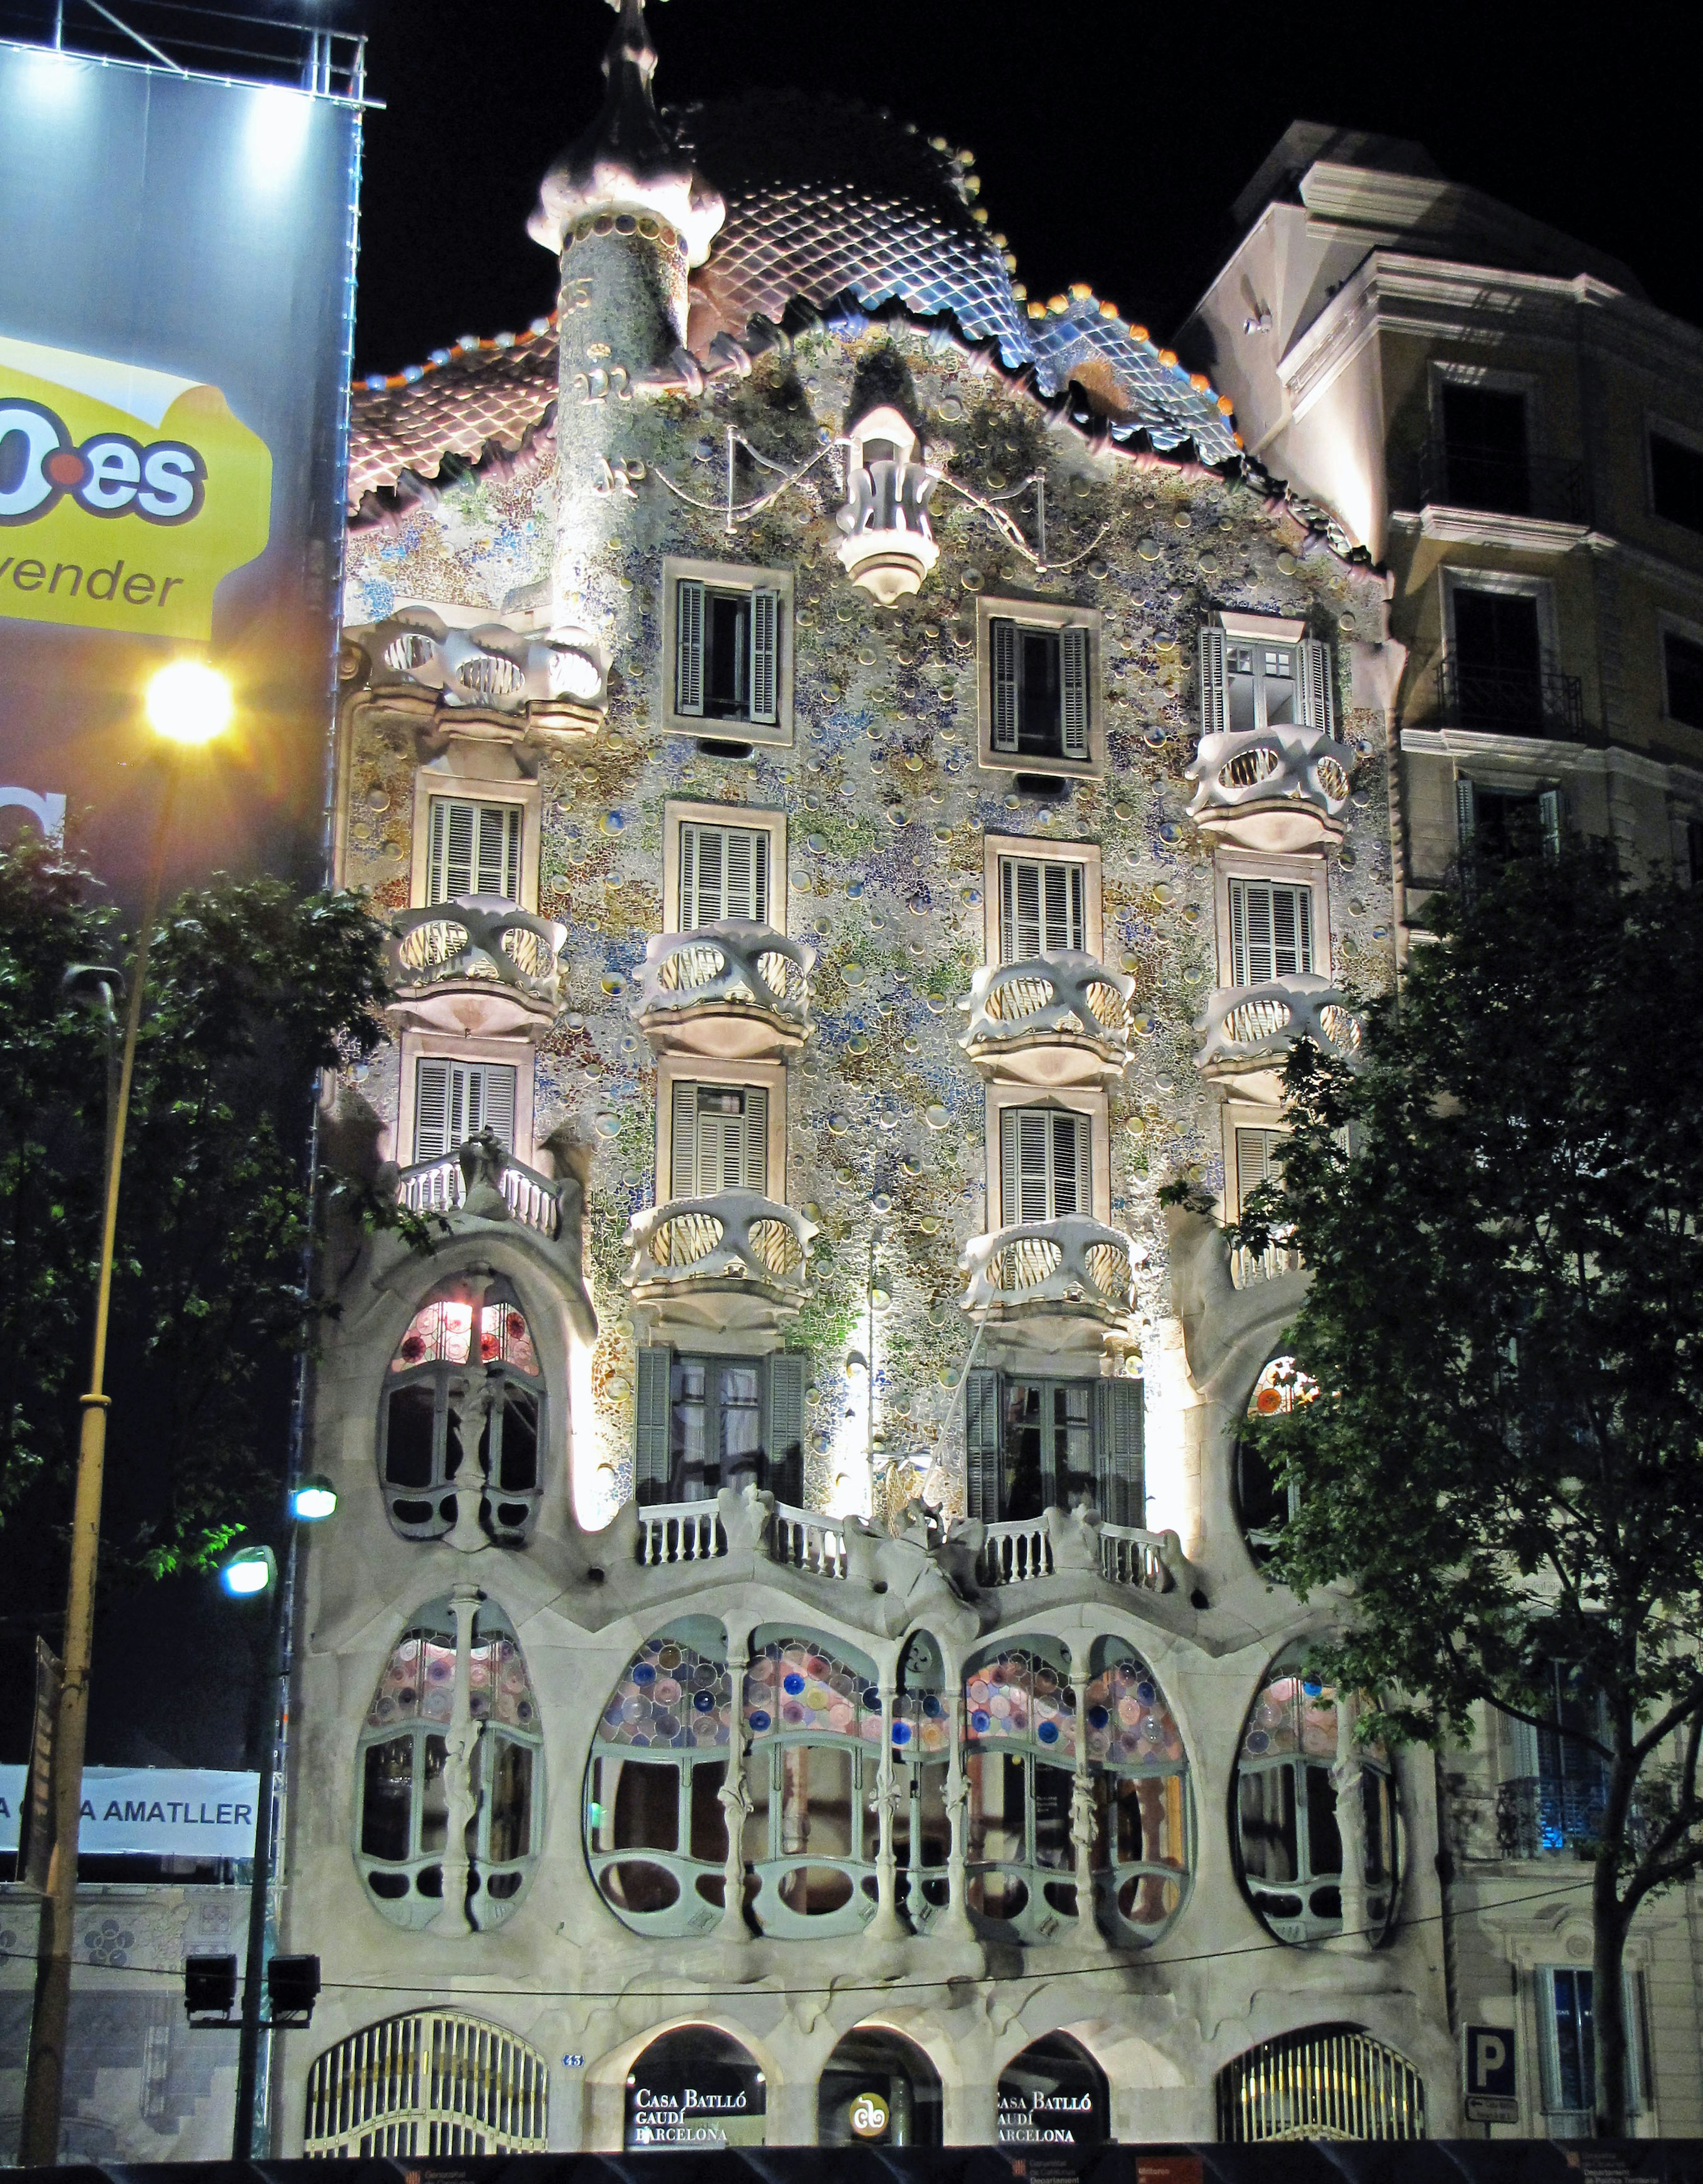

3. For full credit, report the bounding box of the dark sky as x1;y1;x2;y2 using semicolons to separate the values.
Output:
350;0;1696;381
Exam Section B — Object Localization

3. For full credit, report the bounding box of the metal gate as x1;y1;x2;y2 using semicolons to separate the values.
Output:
1216;2023;1426;2142
304;2010;548;2157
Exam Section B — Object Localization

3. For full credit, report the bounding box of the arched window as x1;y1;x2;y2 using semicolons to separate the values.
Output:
304;2011;549;2156
585;1623;733;1935
964;1638;1189;1945
998;2033;1110;2151
1235;1649;1399;1946
357;1596;542;1931
624;2027;765;2150
743;1629;881;1935
1216;2023;1425;2141
1234;1355;1317;1561
379;1279;544;1545
892;1629;951;1932
818;2026;942;2148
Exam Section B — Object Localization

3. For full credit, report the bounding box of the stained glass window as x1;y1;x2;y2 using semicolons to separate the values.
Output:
596;1635;733;1752
744;1636;881;1743
380;1280;545;1545
1248;1356;1319;1418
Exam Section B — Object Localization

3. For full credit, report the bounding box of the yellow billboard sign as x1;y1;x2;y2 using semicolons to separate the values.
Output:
0;334;271;641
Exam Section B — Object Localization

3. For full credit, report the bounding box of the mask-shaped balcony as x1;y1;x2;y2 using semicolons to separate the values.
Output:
366;610;607;737
631;922;814;1060
959;1215;1138;1349
387;897;567;1039
624;1191;817;1337
1185;725;1354;853
958;952;1136;1088
1195;972;1362;1101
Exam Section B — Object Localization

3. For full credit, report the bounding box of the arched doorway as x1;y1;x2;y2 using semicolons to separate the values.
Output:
998;2032;1110;2149
303;2011;548;2156
817;2026;942;2148
624;2026;765;2149
1217;2023;1425;2141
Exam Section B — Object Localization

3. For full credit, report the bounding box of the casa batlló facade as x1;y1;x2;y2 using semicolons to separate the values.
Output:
278;6;1703;2155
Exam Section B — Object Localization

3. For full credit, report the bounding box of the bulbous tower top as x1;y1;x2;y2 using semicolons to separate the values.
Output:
529;0;724;265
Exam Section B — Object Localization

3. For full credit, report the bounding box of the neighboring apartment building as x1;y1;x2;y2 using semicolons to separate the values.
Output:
270;21;1698;2162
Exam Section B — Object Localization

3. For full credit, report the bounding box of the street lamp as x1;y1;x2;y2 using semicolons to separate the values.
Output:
20;661;233;2168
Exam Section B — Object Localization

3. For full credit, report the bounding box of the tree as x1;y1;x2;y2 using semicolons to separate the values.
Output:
0;834;389;1693
1231;839;1703;2136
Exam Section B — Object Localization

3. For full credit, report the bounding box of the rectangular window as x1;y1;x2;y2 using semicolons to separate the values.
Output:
989;617;1091;763
669;1080;768;1197
999;1106;1089;1225
1456;780;1562;860
1664;630;1703;730
1228;878;1315;987
1651;432;1703;534
426;797;522;904
679;821;771;928
635;1347;805;1505
999;1379;1095;1518
1450;588;1545;729
674;577;781;726
1539;1968;1646;2131
965;1366;1143;1525
999;856;1086;961
1227;642;1299;733
413;1058;516;1162
1200;625;1334;742
1440;384;1531;516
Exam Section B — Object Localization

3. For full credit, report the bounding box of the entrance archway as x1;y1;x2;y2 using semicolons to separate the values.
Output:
998;2032;1109;2150
624;2025;765;2149
817;2025;942;2148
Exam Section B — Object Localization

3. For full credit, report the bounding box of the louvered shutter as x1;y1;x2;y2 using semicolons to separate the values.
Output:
1539;786;1562;855
748;588;780;726
764;1350;806;1505
1236;1127;1286;1213
1271;886;1303;978
671;1080;700;1199
413;1059;451;1162
1231;879;1274;985
991;618;1019;752
965;1367;1004;1522
1456;776;1477;846
1005;1108;1049;1223
675;579;706;716
1044;862;1072;954
429;799;478;902
1060;624;1091;759
753;831;770;924
446;1063;469;1147
1067;863;1085;952
1300;638;1335;736
700;1101;741;1193
697;828;725;923
1050;1111;1089;1219
473;804;520;898
478;1064;516;1153
724;830;755;922
679;824;697;931
1505;1711;1541;1783
1199;624;1229;740
635;1345;673;1504
1093;1377;1146;1528
741;1085;768;1194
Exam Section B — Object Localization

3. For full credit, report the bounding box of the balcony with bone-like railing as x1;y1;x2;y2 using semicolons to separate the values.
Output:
362;611;607;735
631;922;814;1060
957;952;1136;1087
624;1191;816;1332
387;896;567;1039
1185;725;1355;853
959;1215;1138;1343
1195;972;1362;1093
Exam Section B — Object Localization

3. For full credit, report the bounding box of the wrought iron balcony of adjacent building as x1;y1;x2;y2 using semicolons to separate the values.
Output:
1195;972;1362;1100
386;895;568;1039
1417;436;1589;527
1432;659;1585;740
623;1191;817;1335
958;1214;1140;1350
1185;724;1355;854
630;922;814;1060
957;952;1137;1087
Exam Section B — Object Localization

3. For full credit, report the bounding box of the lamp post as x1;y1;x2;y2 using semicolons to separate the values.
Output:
19;661;233;2168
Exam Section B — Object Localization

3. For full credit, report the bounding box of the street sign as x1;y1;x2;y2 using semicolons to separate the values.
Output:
1463;2023;1518;2124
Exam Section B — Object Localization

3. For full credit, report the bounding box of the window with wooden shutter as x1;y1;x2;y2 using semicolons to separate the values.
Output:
965;1367;1004;1522
1229;879;1315;986
1299;639;1335;736
764;1350;806;1505
1000;1106;1089;1224
679;823;770;928
1236;1127;1286;1212
988;617;1095;762
748;588;780;725
1000;856;1085;961
671;1082;767;1197
1060;625;1091;759
1093;1376;1145;1528
675;579;706;716
412;1059;517;1162
427;798;522;904
1199;624;1229;740
991;617;1019;752
635;1345;673;1503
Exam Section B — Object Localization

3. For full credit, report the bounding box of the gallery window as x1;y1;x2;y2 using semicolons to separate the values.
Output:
356;1596;542;1931
379;1281;543;1544
891;1629;952;1931
633;1347;806;1505
742;1631;882;1936
963;1368;1144;1526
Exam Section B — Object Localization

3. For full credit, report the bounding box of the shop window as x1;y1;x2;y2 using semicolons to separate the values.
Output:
624;2027;765;2149
1234;1355;1316;1560
356;1597;542;1931
962;1369;1143;1526
1234;1648;1398;1947
998;2033;1109;2151
742;1630;881;1937
1217;2024;1425;2142
378;1280;544;1545
818;2026;942;2148
633;1347;806;1506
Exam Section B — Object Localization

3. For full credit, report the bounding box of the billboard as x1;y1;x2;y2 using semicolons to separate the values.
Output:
0;40;361;898
0;1764;259;1858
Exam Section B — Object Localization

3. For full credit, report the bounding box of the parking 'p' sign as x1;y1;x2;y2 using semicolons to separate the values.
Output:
1463;2024;1518;2124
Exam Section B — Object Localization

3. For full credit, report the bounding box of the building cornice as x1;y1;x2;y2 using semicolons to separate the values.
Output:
1400;724;1703;794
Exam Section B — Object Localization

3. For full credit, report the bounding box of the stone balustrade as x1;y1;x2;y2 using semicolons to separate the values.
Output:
396;1137;564;1241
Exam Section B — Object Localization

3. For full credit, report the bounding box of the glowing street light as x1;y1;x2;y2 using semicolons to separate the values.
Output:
289;1475;338;1523
145;659;234;746
220;1545;278;1598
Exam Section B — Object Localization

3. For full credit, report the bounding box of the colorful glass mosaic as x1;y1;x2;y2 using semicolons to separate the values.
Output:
1242;1672;1338;1763
480;1302;539;1376
1247;1356;1319;1418
392;1300;473;1371
744;1637;880;1741
965;1649;1075;1758
365;1629;456;1728
597;1635;732;1751
1082;1656;1185;1769
468;1630;539;1731
892;1688;950;1757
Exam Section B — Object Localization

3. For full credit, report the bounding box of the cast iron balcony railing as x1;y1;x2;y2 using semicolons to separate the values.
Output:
388;897;566;1025
1433;659;1584;739
624;1192;816;1302
1196;972;1362;1080
1185;725;1355;853
631;922;814;1055
960;1215;1137;1325
957;952;1135;1081
1418;436;1588;525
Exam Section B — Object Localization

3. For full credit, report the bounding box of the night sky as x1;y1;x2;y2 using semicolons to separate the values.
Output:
350;0;1698;381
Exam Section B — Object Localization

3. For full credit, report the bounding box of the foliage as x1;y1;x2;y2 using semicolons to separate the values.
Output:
1236;840;1703;2132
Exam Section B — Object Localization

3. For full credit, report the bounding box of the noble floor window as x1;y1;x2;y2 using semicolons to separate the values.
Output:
379;1282;543;1544
679;821;770;927
999;1105;1089;1224
1000;855;1085;961
1228;878;1314;988
675;577;780;726
964;1368;1144;1526
1538;1968;1647;2135
413;1057;516;1163
357;1596;542;1932
670;1080;767;1199
989;617;1091;763
742;1634;880;1935
634;1347;807;1506
426;797;522;905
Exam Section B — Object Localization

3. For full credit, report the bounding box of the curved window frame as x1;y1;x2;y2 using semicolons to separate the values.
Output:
1235;1355;1317;1562
355;1597;544;1932
742;1631;882;1938
378;1279;545;1546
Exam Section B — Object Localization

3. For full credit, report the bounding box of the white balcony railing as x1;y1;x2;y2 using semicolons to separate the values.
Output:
396;1138;563;1240
977;1516;1178;1592
631;922;813;1044
1195;972;1362;1077
1230;1239;1305;1290
960;1216;1137;1320
771;1504;850;1579
389;896;566;1012
637;1502;725;1566
624;1192;816;1297
958;952;1135;1074
1185;725;1354;850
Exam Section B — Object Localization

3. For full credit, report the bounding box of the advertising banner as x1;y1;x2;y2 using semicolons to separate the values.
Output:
0;1764;259;1858
0;40;361;899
